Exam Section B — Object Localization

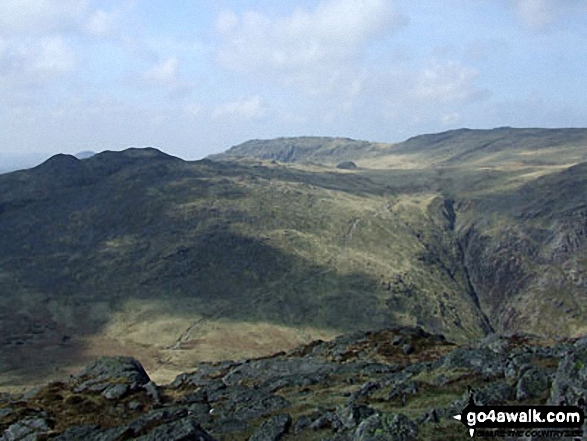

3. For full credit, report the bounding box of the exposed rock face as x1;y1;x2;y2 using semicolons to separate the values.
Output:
456;162;587;336
336;161;358;170
0;357;216;441
354;413;418;441
1;327;586;440
249;413;292;441
2;417;51;441
71;356;151;395
549;337;587;407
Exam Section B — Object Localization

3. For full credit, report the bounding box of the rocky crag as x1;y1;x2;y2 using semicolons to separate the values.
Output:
1;327;586;441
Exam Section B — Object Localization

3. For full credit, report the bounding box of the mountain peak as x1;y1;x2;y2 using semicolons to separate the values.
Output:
117;147;178;160
32;153;82;178
88;147;180;163
35;153;80;169
74;150;96;159
18;148;181;189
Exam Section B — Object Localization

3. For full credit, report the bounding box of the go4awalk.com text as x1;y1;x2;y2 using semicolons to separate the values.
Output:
454;395;585;438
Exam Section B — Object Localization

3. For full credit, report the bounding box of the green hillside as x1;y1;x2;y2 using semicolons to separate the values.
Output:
391;127;587;166
1;128;586;390
212;128;587;170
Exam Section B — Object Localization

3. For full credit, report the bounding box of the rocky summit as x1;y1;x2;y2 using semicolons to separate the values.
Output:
1;327;586;440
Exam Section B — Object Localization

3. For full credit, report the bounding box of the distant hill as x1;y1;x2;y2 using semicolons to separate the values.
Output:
1;128;587;391
211;128;587;169
209;136;390;165
390;127;587;167
74;150;96;159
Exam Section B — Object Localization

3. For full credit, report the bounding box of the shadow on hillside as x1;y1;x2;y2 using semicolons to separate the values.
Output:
0;150;509;389
0;227;395;389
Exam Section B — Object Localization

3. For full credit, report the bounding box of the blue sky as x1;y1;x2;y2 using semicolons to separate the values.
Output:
1;0;587;167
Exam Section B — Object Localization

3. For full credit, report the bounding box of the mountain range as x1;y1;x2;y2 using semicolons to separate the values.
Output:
1;127;586;391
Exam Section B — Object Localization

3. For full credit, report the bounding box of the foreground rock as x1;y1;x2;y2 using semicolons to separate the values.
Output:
1;327;586;440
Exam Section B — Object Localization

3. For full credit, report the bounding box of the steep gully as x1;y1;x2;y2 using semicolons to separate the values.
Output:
337;197;495;336
443;198;495;334
341;197;495;336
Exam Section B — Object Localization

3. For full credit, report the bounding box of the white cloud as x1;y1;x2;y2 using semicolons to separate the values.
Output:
515;0;558;30
215;0;407;93
0;0;90;35
213;96;265;120
215;10;239;34
415;61;487;104
0;0;128;39
140;56;193;99
442;112;461;125
0;1;125;105
184;103;202;116
513;0;587;31
365;56;492;135
342;78;363;112
144;57;179;84
34;37;76;73
0;36;75;89
86;9;117;37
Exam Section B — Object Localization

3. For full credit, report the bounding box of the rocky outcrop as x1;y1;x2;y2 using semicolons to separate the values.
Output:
249;413;292;441
549;337;587;406
0;357;216;441
336;161;358;170
71;356;151;395
354;413;418;441
1;328;586;440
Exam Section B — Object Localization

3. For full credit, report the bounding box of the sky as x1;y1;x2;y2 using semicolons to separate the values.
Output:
1;0;587;168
